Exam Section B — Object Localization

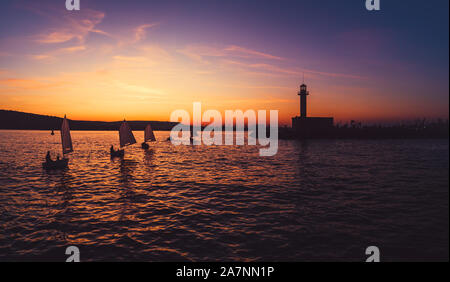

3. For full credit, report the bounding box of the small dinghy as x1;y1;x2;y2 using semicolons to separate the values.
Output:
110;147;125;158
141;123;156;150
111;119;136;158
43;115;73;170
43;158;69;170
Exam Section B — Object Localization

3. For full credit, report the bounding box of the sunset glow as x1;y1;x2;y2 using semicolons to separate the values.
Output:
0;0;448;125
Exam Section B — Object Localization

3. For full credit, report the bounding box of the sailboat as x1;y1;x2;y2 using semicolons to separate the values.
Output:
141;123;156;149
111;119;136;158
42;115;73;170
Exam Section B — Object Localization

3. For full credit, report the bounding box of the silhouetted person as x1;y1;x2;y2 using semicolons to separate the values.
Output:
57;155;60;161
110;145;114;154
45;151;52;163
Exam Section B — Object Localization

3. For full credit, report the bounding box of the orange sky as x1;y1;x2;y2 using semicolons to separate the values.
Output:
0;1;448;125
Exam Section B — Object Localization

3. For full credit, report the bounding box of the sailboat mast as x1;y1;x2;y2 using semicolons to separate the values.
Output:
61;115;66;157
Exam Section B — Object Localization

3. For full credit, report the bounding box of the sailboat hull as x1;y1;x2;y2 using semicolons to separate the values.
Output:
110;149;125;158
42;158;69;170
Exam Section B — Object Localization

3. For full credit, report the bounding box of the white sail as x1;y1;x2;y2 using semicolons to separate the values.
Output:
119;120;137;147
61;115;73;154
144;124;156;142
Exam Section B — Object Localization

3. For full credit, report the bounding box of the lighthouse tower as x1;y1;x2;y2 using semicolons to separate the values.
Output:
292;81;334;138
298;83;309;118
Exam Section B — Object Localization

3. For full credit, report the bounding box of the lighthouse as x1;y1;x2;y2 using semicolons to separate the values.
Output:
298;83;309;118
292;81;334;138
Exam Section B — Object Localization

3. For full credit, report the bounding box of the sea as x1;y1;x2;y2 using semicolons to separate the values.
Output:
0;130;448;261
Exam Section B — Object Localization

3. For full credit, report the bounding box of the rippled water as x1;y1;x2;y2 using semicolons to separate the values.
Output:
0;130;448;261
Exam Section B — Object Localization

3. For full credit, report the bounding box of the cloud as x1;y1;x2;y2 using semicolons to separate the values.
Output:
32;7;108;44
114;81;164;96
221;59;365;79
177;45;224;64
139;45;172;61
29;54;53;60
177;43;363;80
112;55;148;62
59;45;87;53
177;44;284;64
26;45;86;61
222;84;292;90
224;45;284;60
35;31;77;44
134;23;159;43
0;78;63;90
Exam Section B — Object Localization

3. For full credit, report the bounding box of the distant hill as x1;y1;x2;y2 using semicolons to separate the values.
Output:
0;110;178;131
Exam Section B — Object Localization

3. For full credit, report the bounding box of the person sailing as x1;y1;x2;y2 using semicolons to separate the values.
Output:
42;115;72;170
45;151;52;163
110;145;114;154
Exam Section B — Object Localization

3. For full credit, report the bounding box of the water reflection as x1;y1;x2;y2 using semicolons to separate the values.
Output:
119;158;137;184
56;171;74;242
293;140;310;185
0;131;448;261
144;149;155;167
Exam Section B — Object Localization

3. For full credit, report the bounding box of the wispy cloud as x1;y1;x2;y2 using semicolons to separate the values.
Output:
114;81;164;96
27;45;86;61
112;55;148;62
221;59;365;79
177;44;284;64
134;23;159;43
177;43;364;80
28;54;53;60
0;78;64;90
224;45;284;60
35;31;77;44
31;7;108;44
177;45;223;64
59;45;87;53
138;45;172;61
222;84;292;90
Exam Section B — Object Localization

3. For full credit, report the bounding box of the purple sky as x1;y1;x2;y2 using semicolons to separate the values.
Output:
0;0;448;123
